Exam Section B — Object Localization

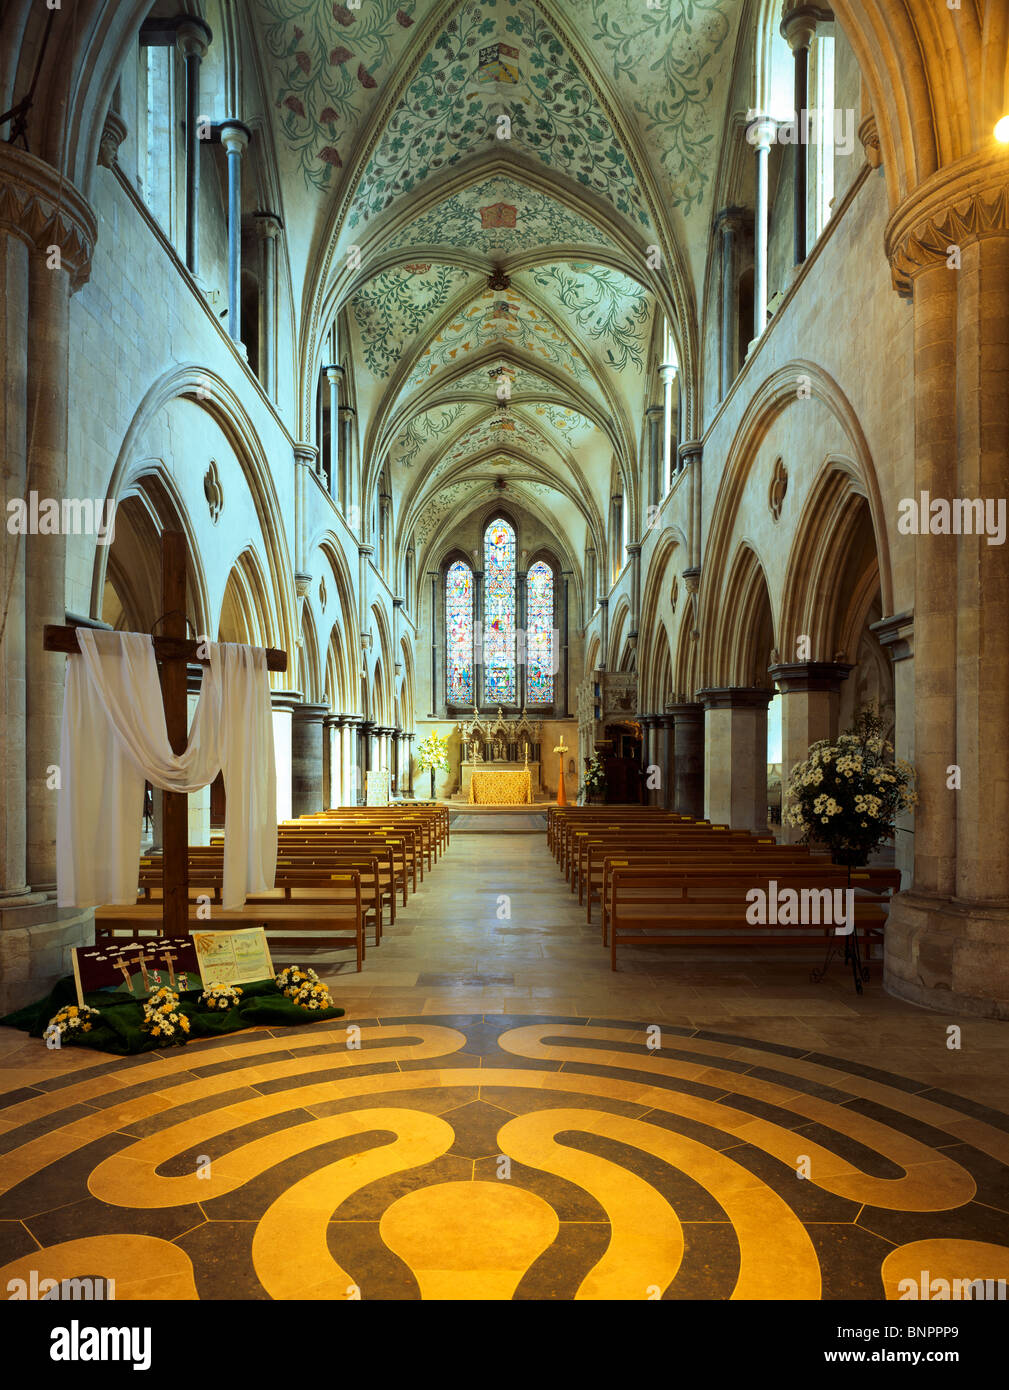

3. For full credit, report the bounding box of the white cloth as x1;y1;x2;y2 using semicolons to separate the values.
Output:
57;630;276;910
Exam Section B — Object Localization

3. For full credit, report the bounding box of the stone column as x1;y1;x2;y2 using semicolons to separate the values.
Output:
0;219;30;900
669;703;704;818
271;691;300;823
340;404;356;521
659;363;677;489
872;613;914;885
750;116;776;343
657;713;674;810
645;404;663;510
627;542;642;645
698;688;773;831
255;212;282;398
291;702;327;817
392;728;402;797
11;152;97;894
715;207;745;396
403;731;415;799
324;364;343;501
325;714;342;808
219;120;250;342
342;715;360;807
360;720;375;797
678;441;703;571
780;4;830;269
639;715;656;806
953;232;1009;906
177;19;211;276
598;597;609;670
768;661;852;843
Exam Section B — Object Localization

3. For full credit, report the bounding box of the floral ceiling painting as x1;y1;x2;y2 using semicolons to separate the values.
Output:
348;0;652;230
349;264;476;377
386;177;621;255
255;0;420;193
404;288;590;389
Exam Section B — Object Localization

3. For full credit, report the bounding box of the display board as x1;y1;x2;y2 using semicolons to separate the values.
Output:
366;769;391;806
72;937;200;1006
190;927;275;987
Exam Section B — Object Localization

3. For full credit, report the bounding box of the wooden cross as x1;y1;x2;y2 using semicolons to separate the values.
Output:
43;530;287;938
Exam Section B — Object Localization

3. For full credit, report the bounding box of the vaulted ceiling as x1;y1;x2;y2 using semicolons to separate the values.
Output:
248;0;743;571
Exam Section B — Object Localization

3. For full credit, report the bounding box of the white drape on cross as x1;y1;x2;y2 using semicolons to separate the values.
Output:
57;630;276;910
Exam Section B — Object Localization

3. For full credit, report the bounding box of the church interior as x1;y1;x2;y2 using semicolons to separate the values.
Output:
1;0;1009;1318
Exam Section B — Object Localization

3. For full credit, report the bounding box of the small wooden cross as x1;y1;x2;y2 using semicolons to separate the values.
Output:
44;530;287;938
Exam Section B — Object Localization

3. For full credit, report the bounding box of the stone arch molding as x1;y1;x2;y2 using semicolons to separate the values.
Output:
91;365;298;661
698;360;894;684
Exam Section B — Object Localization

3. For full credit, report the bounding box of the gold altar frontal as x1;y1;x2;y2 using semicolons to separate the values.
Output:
468;766;533;804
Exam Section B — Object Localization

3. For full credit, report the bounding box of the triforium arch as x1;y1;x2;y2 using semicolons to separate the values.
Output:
92;365;299;659
98;464;210;640
778;456;885;662
218;546;279;655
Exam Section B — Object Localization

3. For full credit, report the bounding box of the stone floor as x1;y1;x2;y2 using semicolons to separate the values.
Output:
2;827;1008;1300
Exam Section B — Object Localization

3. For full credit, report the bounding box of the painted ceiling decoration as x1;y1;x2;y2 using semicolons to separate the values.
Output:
404;286;590;388
526;401;596;439
392;402;472;467
443;359;574;402
576;0;737;214
384;176;621;254
348;0;651;231
256;0;420;193
348;263;476;377
519;262;652;370
442;408;554;464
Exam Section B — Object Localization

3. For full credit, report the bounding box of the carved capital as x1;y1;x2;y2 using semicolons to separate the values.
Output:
858;113;881;170
0;145;97;291
97;108;128;170
176;18;211;61
780;2;833;52
885;152;1009;296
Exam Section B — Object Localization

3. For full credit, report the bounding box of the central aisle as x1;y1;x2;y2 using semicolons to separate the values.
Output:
3;826;1009;1300
324;826;1009;1100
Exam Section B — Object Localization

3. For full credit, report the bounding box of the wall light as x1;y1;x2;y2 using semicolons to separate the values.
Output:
995;115;1009;143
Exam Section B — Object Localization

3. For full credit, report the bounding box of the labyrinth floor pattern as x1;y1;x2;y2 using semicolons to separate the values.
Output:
3;1014;1009;1300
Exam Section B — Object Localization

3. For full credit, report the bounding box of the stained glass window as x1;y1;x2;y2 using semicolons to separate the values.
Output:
483;518;516;704
526;561;554;704
446;560;473;706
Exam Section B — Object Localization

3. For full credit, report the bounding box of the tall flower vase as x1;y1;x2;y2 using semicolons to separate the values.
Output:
429;768;435;801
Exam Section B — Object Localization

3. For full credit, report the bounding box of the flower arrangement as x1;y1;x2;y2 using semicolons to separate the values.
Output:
783;707;918;866
580;754;606;801
200;983;243;1010
414;731;450;797
275;965;335;1011
43;1004;101;1046
141;986;191;1045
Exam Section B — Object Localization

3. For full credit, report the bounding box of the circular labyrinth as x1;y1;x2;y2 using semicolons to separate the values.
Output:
3;1015;1009;1300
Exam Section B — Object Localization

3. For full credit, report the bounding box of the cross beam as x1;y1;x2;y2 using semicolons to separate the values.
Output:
44;530;287;938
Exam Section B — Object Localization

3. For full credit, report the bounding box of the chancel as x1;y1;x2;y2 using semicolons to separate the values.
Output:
1;0;1009;1326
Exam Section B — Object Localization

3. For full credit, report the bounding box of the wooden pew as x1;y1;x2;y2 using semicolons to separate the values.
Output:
97;873;365;971
606;865;897;970
139;855;387;947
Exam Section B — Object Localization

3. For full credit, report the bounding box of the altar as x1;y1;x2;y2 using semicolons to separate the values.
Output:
464;762;536;804
454;707;544;804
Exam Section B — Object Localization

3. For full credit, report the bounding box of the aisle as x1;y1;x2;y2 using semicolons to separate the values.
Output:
2;831;1007;1301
